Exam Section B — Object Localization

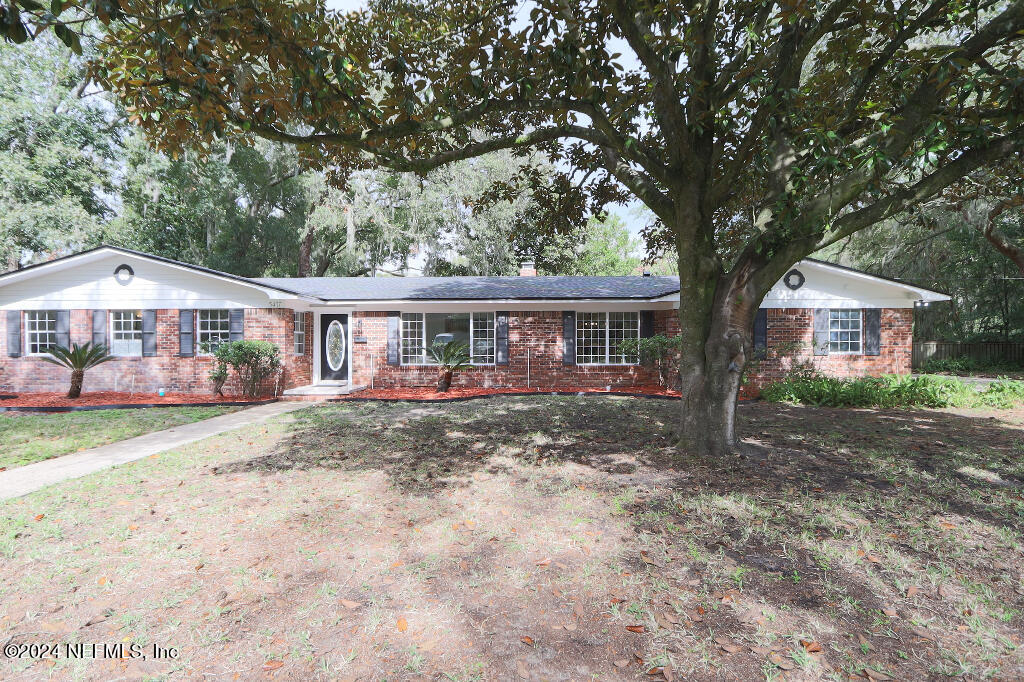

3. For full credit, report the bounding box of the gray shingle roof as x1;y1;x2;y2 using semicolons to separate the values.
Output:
252;275;681;301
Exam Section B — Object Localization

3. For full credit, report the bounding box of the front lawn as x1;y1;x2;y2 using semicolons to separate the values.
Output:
1;397;1022;680
0;405;243;470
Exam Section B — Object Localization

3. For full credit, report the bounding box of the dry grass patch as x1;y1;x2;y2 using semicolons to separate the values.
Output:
0;396;1022;681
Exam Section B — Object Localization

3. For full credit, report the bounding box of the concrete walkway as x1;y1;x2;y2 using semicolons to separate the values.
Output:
0;401;311;501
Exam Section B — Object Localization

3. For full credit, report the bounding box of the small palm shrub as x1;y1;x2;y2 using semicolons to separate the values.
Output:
209;340;281;398
41;342;114;399
426;341;472;392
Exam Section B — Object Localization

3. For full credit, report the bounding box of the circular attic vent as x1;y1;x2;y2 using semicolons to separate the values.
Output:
783;269;805;290
113;263;135;285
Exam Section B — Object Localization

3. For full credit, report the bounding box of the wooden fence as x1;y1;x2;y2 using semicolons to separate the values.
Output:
912;341;1024;368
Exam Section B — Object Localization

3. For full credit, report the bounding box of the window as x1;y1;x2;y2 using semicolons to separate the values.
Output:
110;310;143;356
471;312;495;364
401;313;425;364
576;311;639;364
25;310;57;355
401;312;496;364
829;309;862;353
197;309;231;353
293;312;306;355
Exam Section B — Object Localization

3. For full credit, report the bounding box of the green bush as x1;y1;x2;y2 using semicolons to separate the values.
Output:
919;355;1024;375
762;371;1024;409
209;340;282;398
618;335;682;388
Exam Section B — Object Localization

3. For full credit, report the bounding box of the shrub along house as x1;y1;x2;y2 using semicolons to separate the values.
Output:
0;246;948;396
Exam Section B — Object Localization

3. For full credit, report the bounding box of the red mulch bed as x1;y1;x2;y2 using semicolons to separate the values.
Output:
0;391;271;408
337;386;683;401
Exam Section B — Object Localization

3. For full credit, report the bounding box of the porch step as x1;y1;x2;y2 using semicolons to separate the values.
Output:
280;384;366;401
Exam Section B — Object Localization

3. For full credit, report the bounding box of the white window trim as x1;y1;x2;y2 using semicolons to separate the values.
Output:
109;310;143;357
25;310;58;356
400;312;497;366
196;309;231;356
575;311;640;366
828;309;863;355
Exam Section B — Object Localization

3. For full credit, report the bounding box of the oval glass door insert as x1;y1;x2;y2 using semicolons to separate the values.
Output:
326;320;346;371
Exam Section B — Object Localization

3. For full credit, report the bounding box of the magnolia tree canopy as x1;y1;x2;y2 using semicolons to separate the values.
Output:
5;0;1024;453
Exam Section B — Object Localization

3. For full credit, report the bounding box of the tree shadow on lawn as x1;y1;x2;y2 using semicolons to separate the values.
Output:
207;397;1024;679
214;397;1023;517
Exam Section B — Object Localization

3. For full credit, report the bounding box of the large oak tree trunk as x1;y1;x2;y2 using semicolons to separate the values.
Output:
672;205;762;457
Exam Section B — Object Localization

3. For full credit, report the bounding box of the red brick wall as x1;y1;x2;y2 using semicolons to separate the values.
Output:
742;308;913;394
0;308;312;396
350;311;666;390
1;305;913;395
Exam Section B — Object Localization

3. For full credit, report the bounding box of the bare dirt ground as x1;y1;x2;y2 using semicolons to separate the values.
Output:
1;396;1022;681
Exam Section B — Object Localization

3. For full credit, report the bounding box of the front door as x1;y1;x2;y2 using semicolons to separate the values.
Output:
319;314;349;382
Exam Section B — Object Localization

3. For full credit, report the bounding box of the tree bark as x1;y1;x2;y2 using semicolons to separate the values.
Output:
672;203;763;457
68;369;84;399
298;227;315;277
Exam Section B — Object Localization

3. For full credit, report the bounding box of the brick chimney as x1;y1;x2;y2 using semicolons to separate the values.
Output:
519;260;537;277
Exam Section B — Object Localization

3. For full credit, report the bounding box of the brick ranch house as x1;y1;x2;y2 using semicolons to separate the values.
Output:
0;246;948;397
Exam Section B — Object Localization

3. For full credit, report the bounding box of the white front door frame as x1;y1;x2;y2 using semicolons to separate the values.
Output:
312;307;354;385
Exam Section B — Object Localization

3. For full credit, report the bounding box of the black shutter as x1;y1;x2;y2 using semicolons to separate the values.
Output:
495;311;509;365
229;309;244;341
142;310;157;356
6;310;20;357
640;310;655;339
55;310;70;349
753;308;767;355
179;310;194;357
92;310;107;348
813;308;830;356
386;312;401;365
863;308;881;356
562;311;576;365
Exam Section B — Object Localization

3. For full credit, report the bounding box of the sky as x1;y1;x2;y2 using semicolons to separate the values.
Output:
320;0;649;239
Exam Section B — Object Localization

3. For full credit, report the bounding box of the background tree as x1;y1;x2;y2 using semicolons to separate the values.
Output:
0;37;122;270
8;0;1024;454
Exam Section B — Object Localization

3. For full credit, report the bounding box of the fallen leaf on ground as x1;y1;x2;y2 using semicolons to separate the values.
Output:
800;639;823;653
626;625;646;633
613;659;629;668
535;558;552;567
520;635;534;646
864;667;892;681
262;660;283;671
396;617;408;632
340;599;360;609
906;585;919;598
516;660;529;679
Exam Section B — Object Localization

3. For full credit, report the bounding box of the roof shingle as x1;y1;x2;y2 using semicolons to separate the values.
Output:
252;275;681;301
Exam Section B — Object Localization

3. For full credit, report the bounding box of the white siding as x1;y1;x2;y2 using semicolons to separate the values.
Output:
761;262;934;309
0;254;278;310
